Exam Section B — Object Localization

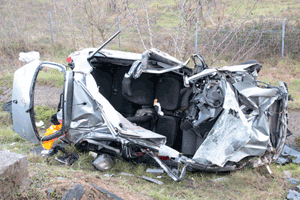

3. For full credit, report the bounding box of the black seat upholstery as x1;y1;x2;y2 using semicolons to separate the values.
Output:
154;75;182;148
91;68;113;100
122;73;157;129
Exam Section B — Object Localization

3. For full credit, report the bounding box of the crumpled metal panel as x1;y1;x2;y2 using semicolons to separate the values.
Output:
70;73;105;129
64;126;112;145
193;79;254;167
63;73;109;144
228;82;284;162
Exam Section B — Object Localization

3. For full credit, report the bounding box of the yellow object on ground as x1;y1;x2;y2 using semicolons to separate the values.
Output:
42;124;62;150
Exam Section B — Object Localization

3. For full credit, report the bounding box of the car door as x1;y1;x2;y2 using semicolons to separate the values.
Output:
12;60;67;144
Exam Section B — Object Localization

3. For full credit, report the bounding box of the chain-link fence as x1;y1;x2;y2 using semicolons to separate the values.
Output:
0;0;299;71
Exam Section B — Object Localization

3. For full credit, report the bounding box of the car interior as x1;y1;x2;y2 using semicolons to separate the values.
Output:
89;52;219;156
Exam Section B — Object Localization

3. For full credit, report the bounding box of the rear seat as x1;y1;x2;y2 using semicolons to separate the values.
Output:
154;74;182;148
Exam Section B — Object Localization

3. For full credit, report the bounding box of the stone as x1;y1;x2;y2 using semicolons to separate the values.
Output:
0;151;30;199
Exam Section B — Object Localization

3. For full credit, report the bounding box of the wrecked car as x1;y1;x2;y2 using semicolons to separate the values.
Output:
12;31;288;181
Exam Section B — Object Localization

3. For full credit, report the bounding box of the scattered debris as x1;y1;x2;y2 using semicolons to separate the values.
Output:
281;145;300;164
146;168;164;174
119;172;134;176
19;51;40;63
104;174;115;177
89;183;124;200
276;156;291;165
288;178;300;185
287;187;300;200
55;152;79;166
62;184;85;200
266;165;272;174
138;176;164;185
92;154;114;171
89;151;98;158
35;120;44;127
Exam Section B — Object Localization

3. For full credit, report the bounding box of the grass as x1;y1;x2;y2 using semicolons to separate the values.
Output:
259;56;300;109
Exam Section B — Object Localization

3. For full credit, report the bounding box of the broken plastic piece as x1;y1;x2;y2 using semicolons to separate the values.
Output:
89;183;124;200
119;172;134;176
92;154;114;171
35;120;44;127
138;176;164;185
19;51;40;63
55;152;79;166
62;184;85;200
146;168;164;174
276;156;291;165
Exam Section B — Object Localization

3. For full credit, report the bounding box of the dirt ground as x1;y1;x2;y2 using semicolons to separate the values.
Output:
285;111;300;150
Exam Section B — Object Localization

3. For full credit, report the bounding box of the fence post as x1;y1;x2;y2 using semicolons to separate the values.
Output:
195;22;198;53
49;12;54;44
282;19;286;59
118;16;121;51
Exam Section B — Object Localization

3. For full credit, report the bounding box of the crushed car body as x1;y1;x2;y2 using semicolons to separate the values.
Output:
12;32;288;181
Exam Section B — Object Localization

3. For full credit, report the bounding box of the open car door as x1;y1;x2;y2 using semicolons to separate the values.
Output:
12;60;66;144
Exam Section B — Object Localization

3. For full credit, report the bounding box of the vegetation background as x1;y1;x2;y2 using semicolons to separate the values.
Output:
1;0;300;199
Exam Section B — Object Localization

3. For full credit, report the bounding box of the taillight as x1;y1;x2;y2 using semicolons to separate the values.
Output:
66;56;73;63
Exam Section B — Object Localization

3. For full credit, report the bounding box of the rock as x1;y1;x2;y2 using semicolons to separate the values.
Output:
0;151;30;199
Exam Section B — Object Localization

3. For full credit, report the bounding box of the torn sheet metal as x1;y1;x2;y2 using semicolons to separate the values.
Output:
193;79;253;167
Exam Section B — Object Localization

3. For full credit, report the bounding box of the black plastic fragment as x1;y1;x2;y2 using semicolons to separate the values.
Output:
56;152;79;166
62;184;85;200
89;183;124;200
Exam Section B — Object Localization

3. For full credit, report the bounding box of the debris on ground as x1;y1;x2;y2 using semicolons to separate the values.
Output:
287;186;300;200
278;145;300;164
62;184;85;200
55;152;79;166
138;176;164;185
119;172;134;176
89;183;124;200
19;51;40;63
146;168;164;174
92;154;114;171
288;178;300;185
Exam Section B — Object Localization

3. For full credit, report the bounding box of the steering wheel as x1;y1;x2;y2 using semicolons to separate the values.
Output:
203;82;224;108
